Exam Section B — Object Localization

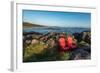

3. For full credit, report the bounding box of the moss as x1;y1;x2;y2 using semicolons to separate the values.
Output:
59;52;70;60
23;42;48;61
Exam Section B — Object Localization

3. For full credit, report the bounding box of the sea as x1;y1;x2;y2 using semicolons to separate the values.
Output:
23;27;90;34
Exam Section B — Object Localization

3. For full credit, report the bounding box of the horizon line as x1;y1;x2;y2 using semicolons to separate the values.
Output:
23;21;91;28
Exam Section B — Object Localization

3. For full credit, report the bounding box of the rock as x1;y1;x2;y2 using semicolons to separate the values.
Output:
46;38;56;48
81;31;91;44
25;40;31;45
73;33;82;42
23;31;42;36
73;31;91;44
69;48;90;60
31;39;39;45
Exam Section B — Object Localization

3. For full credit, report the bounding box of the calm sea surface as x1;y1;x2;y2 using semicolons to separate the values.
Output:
23;27;90;34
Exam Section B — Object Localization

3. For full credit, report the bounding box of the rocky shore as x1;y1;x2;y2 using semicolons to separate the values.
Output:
23;31;91;62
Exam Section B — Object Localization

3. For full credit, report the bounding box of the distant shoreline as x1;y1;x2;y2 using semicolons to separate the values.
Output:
23;22;90;29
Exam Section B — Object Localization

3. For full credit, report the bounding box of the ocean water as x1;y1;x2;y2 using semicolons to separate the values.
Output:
23;27;90;34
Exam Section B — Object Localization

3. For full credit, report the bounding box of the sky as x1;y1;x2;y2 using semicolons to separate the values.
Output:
23;10;91;28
